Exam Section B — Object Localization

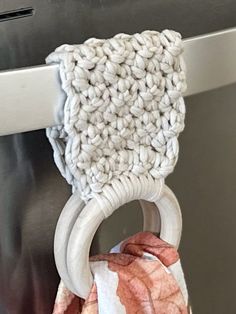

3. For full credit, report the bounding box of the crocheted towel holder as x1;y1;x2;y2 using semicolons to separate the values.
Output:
46;29;187;298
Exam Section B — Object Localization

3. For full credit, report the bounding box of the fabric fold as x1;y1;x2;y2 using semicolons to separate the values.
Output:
53;232;190;314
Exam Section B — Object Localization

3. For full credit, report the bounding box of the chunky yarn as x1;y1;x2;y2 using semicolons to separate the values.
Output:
46;30;187;201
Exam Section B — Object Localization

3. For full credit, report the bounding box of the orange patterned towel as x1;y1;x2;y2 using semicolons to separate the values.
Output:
53;232;191;314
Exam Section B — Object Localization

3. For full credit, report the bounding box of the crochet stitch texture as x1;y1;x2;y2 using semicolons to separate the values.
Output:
46;30;187;201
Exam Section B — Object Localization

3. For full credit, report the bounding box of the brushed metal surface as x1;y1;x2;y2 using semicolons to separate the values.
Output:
1;1;236;313
1;0;236;71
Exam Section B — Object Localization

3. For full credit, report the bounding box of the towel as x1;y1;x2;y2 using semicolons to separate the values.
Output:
53;232;190;313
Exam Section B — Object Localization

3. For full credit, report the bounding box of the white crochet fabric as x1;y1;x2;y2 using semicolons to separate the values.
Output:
46;30;187;201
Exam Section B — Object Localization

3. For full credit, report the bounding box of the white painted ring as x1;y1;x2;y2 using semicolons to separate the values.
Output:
63;175;182;298
54;175;162;294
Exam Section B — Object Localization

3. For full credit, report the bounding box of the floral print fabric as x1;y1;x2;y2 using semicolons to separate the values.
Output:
53;232;190;314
